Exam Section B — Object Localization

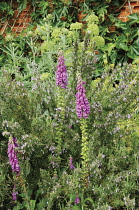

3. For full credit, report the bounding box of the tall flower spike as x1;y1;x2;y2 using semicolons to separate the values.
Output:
76;80;90;118
8;136;20;175
75;195;80;204
12;185;18;201
56;53;68;89
69;156;75;169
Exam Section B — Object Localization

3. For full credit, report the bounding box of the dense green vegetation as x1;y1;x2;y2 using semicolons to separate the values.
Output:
0;1;139;209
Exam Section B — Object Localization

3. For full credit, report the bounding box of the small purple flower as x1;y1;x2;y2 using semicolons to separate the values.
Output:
7;136;20;175
69;157;75;169
56;53;68;89
12;186;18;201
75;195;80;204
76;80;90;118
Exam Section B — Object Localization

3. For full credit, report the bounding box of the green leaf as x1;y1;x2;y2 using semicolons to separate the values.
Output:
128;13;139;25
72;206;81;210
110;50;117;63
117;43;128;51
107;43;116;55
101;43;116;55
38;2;49;13
115;21;128;30
127;45;139;59
30;200;36;210
116;34;128;43
128;28;138;40
83;197;94;204
13;203;23;210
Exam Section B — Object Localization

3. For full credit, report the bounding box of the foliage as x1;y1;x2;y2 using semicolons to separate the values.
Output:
0;13;105;77
102;13;139;64
0;13;139;208
1;0;136;67
0;0;123;34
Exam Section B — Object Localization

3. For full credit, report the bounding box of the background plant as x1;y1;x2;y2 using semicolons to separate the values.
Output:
1;2;139;209
1;32;139;209
102;13;139;65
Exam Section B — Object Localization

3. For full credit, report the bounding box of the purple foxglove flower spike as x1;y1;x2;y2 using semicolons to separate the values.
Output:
56;53;68;89
12;185;18;201
69;157;75;169
76;80;90;118
8;136;20;175
75;195;80;204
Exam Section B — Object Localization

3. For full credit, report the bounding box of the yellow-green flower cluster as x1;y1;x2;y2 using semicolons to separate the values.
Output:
78;41;84;53
91;36;105;48
40;72;50;80
87;23;99;36
66;31;75;44
35;24;52;40
85;13;105;49
41;40;55;53
70;22;83;30
51;27;62;42
86;13;99;24
61;28;69;35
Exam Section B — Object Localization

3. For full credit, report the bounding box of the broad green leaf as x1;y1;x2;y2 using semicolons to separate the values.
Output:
13;204;23;210
83;197;94;204
110;50;117;63
72;205;80;210
115;21;128;30
30;200;36;210
107;43;116;55
116;43;128;51
127;46;139;59
128;28;138;40
116;34;128;43
101;43;116;55
134;37;139;45
128;13;139;25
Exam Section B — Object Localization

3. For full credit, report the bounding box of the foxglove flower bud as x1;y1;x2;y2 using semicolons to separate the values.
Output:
69;157;75;169
56;53;68;89
75;195;80;204
8;136;20;174
76;81;90;118
12;186;18;201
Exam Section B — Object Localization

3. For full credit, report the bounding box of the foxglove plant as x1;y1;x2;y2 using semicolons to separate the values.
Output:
76;80;90;119
75;78;90;187
75;195;80;204
8;136;20;174
8;136;20;201
56;53;68;89
69;157;75;169
12;186;18;201
55;52;68;164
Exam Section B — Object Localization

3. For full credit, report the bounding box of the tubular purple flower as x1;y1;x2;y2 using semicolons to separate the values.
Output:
8;136;20;175
75;195;80;204
76;80;90;118
69;157;75;169
56;54;68;89
12;186;18;201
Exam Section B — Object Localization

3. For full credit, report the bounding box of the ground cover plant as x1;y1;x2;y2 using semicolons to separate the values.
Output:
1;12;139;210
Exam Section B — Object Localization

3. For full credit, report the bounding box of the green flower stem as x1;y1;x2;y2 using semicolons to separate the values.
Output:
80;118;89;170
56;87;66;153
80;118;90;188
